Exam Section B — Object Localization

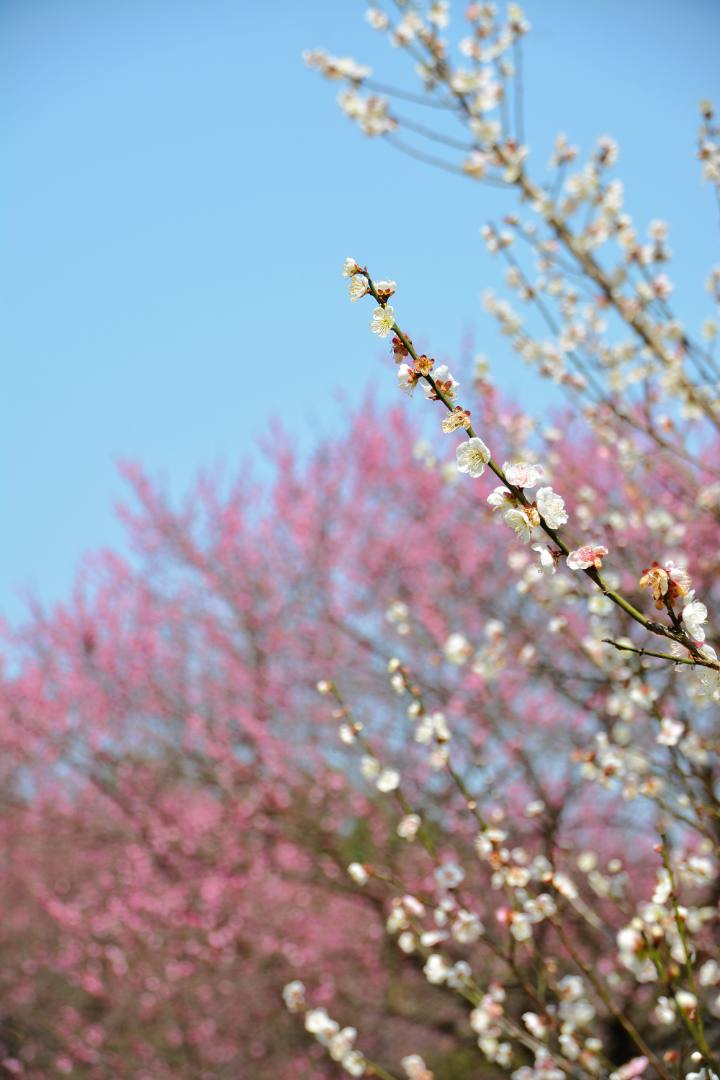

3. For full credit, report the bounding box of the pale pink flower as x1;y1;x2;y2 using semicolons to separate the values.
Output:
503;461;544;488
657;718;684;746
612;1057;649;1080
567;544;608;570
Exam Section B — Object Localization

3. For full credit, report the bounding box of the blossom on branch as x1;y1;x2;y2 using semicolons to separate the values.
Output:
370;304;395;337
567;544;608;570
535;486;568;529
456;436;491;477
503;461;545;488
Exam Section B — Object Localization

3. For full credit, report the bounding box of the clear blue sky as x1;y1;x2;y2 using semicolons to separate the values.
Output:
2;0;719;622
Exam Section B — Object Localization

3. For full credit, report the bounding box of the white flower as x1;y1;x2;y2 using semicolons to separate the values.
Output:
348;275;369;301
423;953;449;984
536;486;568;530
370;304;395;337
657;717;684;746
451;909;484;943
444;632;472;665
447;960;472;990
531;543;556;576
423;363;458;399
504;507;536;542
522;1012;548;1039
456;437;491;478
348;862;369;885
343;257;360;277
415;711;450;745
401;1055;433;1080
397;363;417;393
341;1050;366;1077
434;862;465;891
365;8;390;31
504;461;544;488
282;980;306;1013
376;767;400;792
397;813;421;840
553;872;578;899
361;756;379;780
699;959;720;986
328;1026;358;1062
653;996;676;1024
676;989;697;1012
487;486;512;511
682;597;708;642
510;912;532;941
305;1007;337;1039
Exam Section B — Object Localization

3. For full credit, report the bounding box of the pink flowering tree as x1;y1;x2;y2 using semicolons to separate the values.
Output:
2;4;720;1079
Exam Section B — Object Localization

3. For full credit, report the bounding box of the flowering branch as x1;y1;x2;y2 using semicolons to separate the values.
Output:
345;259;718;674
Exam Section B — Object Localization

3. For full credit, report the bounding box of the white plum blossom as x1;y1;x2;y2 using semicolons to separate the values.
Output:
282;980;306;1013
401;1055;433;1080
370;304;395;337
456;437;491;477
531;542;557;575
376;767;400;792
423;953;450;984
397;363;417;393
360;756;379;781
509;912;533;941
342;257;361;277
348;275;369;301
487;486;513;511
305;1007;336;1039
444;632;472;664
434;862;465;891
504;461;544;488
699;959;720;986
451;909;484;943
415;711;450;746
397;813;421;840
341;1050;366;1077
423;363;458;399
535;486;568;529
522;1012;548;1039
504;506;537;542
365;8;389;31
682;596;708;642
657;717;684;746
347;862;369;885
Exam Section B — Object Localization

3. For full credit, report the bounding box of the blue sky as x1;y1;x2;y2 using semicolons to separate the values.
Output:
2;0;719;622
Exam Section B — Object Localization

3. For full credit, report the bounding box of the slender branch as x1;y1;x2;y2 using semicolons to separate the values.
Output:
357;266;715;665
